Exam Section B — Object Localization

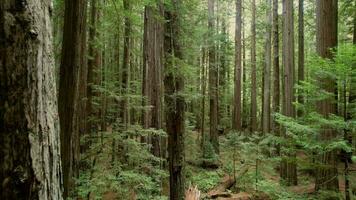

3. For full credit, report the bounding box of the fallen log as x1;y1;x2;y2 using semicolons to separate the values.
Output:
207;164;249;199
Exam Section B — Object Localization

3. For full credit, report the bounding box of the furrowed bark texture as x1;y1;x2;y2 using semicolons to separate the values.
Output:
59;0;87;197
280;0;297;186
164;0;185;199
250;0;257;132
0;0;62;199
143;4;164;157
272;0;280;140
262;0;272;134
315;0;339;191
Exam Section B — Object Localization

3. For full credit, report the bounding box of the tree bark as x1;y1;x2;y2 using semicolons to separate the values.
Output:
142;3;164;157
280;0;298;186
164;1;185;199
315;0;339;191
208;0;219;153
59;0;87;197
121;0;132;129
79;0;88;153
297;0;304;117
233;0;242;131
87;0;101;134
0;0;62;199
272;0;280;145
242;15;248;130
201;47;207;149
262;0;272;134
250;0;257;132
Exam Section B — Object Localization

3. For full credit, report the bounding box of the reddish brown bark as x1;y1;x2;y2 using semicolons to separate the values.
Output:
250;0;257;132
280;0;297;186
315;0;339;191
142;4;164;157
208;0;219;153
59;0;87;197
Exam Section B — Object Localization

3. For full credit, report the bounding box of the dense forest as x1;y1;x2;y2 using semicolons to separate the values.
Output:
1;0;356;199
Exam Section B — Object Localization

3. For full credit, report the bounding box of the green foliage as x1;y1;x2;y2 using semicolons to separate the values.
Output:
187;168;222;192
77;125;168;200
257;180;313;200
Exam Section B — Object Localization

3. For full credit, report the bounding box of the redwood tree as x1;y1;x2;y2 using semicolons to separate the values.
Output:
233;0;242;131
164;0;185;199
0;0;62;199
250;0;257;132
59;0;87;197
121;0;132;129
208;0;219;153
262;0;272;134
272;0;280;139
298;0;304;116
280;0;297;186
315;0;339;191
143;3;164;157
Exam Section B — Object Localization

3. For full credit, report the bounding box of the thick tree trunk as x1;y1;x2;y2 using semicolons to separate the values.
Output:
164;1;185;199
142;4;164;157
0;0;62;199
250;0;257;132
297;0;304;116
280;0;298;186
59;0;87;197
208;0;219;153
233;0;242;131
272;0;280;145
315;0;339;191
262;0;272;134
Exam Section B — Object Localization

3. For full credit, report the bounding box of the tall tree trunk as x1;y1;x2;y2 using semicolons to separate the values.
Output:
59;0;87;197
280;0;298;186
233;0;242;131
142;3;164;157
262;0;272;134
0;1;62;199
87;0;101;134
201;47;207;149
164;1;185;199
272;0;280;144
315;0;339;191
219;20;228;128
242;15;248;130
79;0;88;153
297;0;304;116
208;0;219;153
121;0;132;129
250;0;257;132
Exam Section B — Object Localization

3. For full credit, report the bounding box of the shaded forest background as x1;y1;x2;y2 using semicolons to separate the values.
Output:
1;0;356;200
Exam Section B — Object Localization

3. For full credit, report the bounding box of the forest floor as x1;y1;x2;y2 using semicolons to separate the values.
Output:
89;129;356;200
184;131;356;200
